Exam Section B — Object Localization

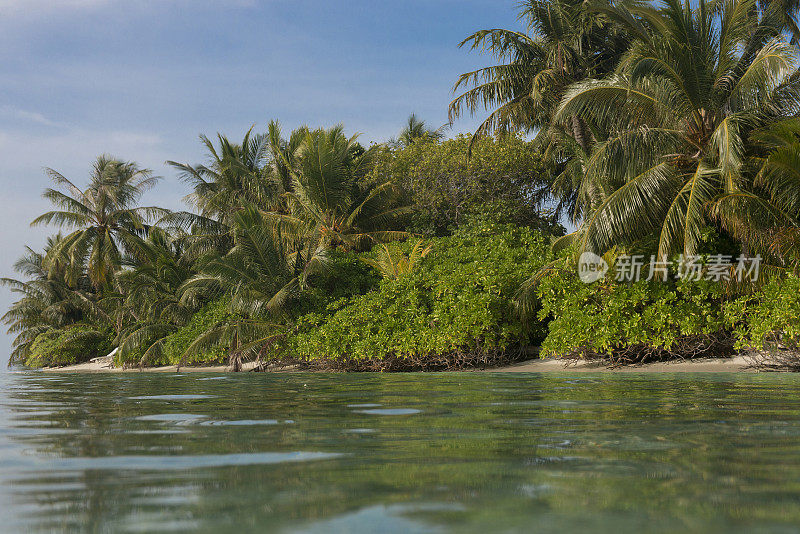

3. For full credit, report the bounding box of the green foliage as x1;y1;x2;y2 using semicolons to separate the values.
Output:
31;156;165;291
726;276;800;352
161;300;231;366
116;300;230;366
285;221;551;367
555;0;800;260
535;263;800;364
26;326;114;368
393;114;444;148
1;236;94;365
537;271;733;362
9;11;800;372
360;240;431;280
449;0;630;145
369;134;559;236
300;249;380;312
277;125;411;251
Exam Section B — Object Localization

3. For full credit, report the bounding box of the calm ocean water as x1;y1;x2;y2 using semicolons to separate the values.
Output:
1;371;800;533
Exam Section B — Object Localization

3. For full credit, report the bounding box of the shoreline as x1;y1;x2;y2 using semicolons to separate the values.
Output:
40;354;765;373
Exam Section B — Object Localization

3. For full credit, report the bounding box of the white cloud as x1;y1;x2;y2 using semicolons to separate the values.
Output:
0;106;58;127
0;125;171;192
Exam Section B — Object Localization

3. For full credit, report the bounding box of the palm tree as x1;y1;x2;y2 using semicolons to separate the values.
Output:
361;240;432;279
31;156;164;291
1;236;94;364
178;206;316;371
449;0;630;147
165;128;281;258
766;0;800;43
114;227;198;366
273;125;411;253
555;0;800;261
712;118;800;272
168;128;277;221
448;0;631;221
266;120;307;198
394;114;445;148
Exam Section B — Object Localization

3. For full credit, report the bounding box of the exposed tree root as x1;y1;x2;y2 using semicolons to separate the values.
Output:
743;349;800;372
254;345;530;372
559;331;736;368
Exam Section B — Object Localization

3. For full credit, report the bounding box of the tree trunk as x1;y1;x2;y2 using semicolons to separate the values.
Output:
571;115;591;153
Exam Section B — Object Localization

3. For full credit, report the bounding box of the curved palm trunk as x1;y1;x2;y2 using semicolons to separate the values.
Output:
230;329;242;372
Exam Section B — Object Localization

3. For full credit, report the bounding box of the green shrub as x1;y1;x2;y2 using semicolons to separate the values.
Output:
112;301;231;367
159;299;230;365
283;221;551;369
299;249;381;314
536;270;734;363
109;300;232;367
26;325;114;368
726;275;800;352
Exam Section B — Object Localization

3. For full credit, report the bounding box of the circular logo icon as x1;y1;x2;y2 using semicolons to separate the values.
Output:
578;252;608;283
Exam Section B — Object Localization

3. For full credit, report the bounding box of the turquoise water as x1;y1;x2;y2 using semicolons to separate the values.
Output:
1;372;800;533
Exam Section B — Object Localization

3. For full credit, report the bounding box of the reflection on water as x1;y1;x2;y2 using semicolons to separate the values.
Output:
1;371;800;533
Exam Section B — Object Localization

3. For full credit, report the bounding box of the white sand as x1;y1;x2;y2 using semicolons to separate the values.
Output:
489;354;756;373
42;360;263;373
41;355;763;373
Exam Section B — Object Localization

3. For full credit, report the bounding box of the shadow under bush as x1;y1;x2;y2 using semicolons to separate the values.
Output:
536;270;739;365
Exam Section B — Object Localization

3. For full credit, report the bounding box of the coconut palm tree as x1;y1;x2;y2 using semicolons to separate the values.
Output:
178;205;318;371
30;156;164;291
449;0;631;221
273;125;411;253
766;0;800;43
266;120;307;198
164;128;283;260
711;118;800;272
394;114;445;148
555;0;800;260
113;227;199;366
1;236;94;364
449;0;630;147
168;128;277;222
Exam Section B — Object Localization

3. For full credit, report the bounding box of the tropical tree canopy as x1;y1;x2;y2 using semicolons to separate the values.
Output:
394;114;445;148
168;128;276;223
449;0;631;142
1;236;95;364
6;0;800;371
556;0;800;260
30;156;164;290
274;125;411;252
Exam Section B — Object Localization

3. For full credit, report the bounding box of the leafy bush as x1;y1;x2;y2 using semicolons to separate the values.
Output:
726;275;800;354
299;249;381;313
282;221;551;370
369;134;561;236
26;325;114;368
158;299;231;365
536;271;734;364
113;300;231;367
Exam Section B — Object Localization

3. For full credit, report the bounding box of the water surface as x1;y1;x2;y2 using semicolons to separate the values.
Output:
1;371;799;532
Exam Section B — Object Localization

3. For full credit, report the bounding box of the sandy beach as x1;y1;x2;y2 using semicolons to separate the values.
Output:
491;354;757;373
41;354;763;373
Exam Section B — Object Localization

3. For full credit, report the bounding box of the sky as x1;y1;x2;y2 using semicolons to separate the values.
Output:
0;0;524;366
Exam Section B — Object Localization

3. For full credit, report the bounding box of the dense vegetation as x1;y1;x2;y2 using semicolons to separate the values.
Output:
4;0;800;370
284;220;551;370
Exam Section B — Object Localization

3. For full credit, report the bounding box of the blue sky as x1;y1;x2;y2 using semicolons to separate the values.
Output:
0;0;523;365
